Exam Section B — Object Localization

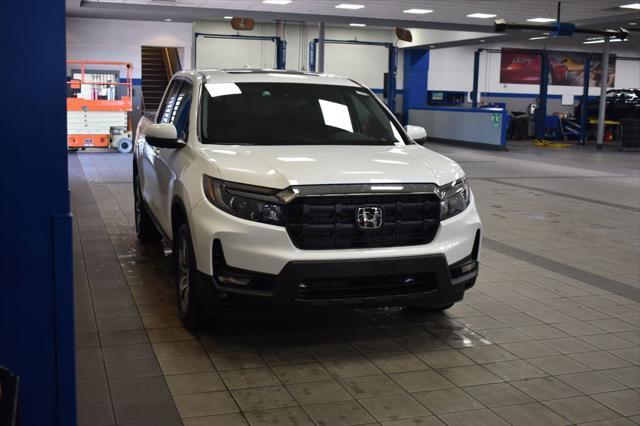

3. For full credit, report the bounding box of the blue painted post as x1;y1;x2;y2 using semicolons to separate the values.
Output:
535;52;550;139
309;40;317;72
471;50;481;108
580;54;591;145
0;0;76;425
387;45;398;113
276;38;287;69
402;48;430;124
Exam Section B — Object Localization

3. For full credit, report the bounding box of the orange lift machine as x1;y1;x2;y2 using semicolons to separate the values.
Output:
66;60;134;153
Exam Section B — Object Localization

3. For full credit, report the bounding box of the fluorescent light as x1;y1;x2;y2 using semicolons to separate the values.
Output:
629;22;638;25
335;3;365;9
403;9;433;14
583;37;626;44
164;18;172;21
262;0;292;4
479;39;486;43
620;3;640;9
350;23;366;27
529;36;548;40
224;16;233;19
467;13;496;18
526;17;556;22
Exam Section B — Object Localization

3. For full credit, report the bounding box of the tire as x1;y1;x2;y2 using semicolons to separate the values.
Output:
117;137;133;154
134;174;161;244
174;222;205;330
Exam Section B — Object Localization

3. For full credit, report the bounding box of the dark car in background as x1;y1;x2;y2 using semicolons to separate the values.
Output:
575;89;640;121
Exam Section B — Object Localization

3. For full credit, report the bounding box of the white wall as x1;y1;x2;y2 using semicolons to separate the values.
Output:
193;21;401;90
66;17;193;78
428;41;640;98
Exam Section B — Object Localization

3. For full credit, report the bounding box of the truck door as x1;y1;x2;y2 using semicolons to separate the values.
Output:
140;79;182;226
154;80;193;234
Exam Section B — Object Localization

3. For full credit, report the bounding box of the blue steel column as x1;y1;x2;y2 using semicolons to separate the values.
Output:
580;54;591;145
387;45;398;113
276;38;287;69
471;49;481;108
309;40;317;72
535;52;550;139
402;48;429;124
0;0;76;425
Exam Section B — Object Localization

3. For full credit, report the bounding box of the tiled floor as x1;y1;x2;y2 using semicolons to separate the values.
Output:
71;142;640;426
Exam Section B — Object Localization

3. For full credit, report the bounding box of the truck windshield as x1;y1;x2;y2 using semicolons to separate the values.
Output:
200;82;407;146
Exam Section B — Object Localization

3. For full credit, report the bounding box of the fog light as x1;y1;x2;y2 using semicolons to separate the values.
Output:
459;261;477;274
217;275;251;286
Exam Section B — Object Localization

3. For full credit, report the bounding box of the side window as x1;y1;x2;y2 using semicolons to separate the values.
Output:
157;80;183;124
172;81;192;141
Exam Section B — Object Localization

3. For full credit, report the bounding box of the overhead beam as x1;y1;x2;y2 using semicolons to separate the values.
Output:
69;1;494;32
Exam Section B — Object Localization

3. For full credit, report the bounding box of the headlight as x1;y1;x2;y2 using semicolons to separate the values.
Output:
440;177;471;220
202;176;285;226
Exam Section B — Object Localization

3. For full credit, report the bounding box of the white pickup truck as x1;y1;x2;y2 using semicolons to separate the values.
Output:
134;69;481;328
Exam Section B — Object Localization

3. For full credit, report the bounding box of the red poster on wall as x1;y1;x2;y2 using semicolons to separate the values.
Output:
500;48;616;87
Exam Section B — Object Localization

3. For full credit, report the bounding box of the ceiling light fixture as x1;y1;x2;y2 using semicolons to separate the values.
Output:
262;0;292;4
526;17;556;22
619;3;640;9
628;22;637;25
467;13;496;18
479;39;486;42
403;9;433;14
224;16;233;19
164;18;172;21
529;36;547;40
350;23;366;26
583;37;626;44
336;3;365;9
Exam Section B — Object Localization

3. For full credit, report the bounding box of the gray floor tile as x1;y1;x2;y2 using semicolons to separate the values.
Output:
591;390;640;416
113;395;180;424
390;369;456;392
413;388;484;414
493;402;570;425
182;413;248;426
359;394;431;422
558;371;628;394
173;391;240;417
438;408;510;426
463;382;534;407
342;374;405;399
232;385;297;411
220;367;281;390
416;349;475;369
483;359;547;381
543;396;620;423
511;377;582;401
303;400;375;426
528;355;591;375
438;365;503;387
287;380;353;405
244;406;314;426
271;362;332;384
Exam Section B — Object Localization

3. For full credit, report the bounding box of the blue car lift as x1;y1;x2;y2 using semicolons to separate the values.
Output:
471;47;592;142
308;38;398;113
194;32;287;70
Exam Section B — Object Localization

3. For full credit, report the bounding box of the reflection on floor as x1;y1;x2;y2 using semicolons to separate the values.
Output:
71;143;640;426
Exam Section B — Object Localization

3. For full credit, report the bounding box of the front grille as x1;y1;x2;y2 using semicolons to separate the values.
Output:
297;273;438;300
285;194;440;249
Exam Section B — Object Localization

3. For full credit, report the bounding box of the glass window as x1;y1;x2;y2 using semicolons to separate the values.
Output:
172;81;192;141
157;80;182;124
201;83;407;146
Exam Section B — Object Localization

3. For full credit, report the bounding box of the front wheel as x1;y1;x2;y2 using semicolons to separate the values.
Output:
175;222;205;330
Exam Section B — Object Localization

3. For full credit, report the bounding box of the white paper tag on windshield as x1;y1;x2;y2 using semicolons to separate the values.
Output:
205;83;242;98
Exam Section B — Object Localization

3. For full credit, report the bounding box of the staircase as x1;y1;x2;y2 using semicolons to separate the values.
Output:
141;46;180;114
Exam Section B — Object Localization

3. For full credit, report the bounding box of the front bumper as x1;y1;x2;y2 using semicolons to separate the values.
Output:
193;233;480;313
190;194;482;277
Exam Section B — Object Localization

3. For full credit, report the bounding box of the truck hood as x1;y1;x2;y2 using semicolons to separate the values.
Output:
198;144;465;189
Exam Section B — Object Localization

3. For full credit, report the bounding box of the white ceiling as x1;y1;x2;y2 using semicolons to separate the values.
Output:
67;0;640;49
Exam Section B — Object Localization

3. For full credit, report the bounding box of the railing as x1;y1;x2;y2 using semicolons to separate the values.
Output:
161;48;182;81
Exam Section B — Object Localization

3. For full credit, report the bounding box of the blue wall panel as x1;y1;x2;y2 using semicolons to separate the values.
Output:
0;0;75;425
402;49;430;122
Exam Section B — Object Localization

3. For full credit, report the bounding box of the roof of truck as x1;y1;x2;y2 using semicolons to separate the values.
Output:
176;68;361;87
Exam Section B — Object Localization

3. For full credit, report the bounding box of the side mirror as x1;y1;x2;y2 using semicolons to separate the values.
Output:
405;125;427;143
145;123;185;149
